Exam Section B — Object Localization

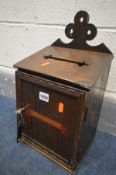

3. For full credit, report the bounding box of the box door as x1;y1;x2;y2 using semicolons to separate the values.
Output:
16;75;84;163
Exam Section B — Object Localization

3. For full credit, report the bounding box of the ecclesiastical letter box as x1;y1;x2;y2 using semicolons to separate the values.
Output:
14;11;113;173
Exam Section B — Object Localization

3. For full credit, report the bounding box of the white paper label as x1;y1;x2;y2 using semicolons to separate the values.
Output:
39;91;49;102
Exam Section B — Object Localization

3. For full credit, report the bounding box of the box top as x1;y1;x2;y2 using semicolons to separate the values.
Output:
14;46;113;90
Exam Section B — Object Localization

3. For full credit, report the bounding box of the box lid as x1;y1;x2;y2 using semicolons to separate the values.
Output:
14;10;113;90
14;46;113;89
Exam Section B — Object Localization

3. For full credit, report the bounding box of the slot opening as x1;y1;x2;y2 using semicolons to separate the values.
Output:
44;55;89;67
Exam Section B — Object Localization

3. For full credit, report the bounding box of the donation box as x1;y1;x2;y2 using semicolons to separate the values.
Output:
14;11;113;173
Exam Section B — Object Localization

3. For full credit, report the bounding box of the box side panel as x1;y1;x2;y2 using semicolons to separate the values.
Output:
78;59;112;161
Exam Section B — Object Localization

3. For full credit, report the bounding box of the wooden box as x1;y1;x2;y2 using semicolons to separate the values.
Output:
14;11;113;173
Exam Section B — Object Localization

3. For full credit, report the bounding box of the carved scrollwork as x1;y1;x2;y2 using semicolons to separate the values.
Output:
52;11;111;54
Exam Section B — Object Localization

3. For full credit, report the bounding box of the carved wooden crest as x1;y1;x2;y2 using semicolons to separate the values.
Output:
52;11;111;53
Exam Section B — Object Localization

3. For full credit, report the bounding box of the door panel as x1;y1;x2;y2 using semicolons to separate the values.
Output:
18;78;83;161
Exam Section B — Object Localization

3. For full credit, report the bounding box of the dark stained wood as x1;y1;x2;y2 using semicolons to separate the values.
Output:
14;46;113;89
77;59;112;163
16;71;85;163
14;10;113;173
14;55;112;172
